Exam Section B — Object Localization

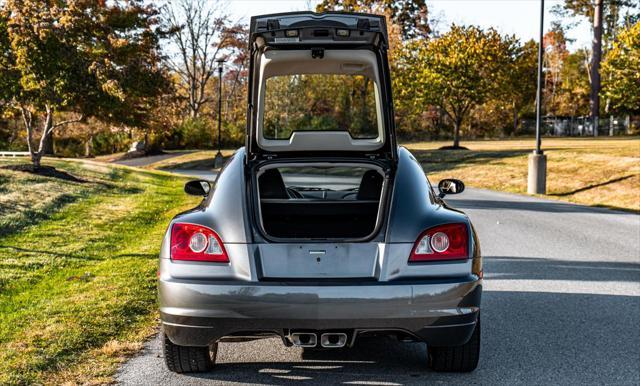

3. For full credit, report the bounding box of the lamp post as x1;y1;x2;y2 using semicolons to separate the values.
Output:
214;58;225;168
528;0;547;195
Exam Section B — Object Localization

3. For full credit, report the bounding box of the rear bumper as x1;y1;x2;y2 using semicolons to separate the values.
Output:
160;276;481;347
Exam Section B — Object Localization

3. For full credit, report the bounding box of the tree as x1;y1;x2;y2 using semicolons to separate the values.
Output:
554;0;638;44
553;0;639;132
316;0;430;39
0;0;171;168
557;49;591;116
601;22;640;114
163;0;245;118
542;25;570;116
504;40;538;135
399;25;517;148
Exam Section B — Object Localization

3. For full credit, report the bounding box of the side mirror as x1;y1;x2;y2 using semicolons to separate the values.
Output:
438;178;465;198
184;180;210;196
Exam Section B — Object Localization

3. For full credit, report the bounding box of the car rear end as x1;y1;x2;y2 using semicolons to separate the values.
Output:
159;148;482;372
159;11;482;373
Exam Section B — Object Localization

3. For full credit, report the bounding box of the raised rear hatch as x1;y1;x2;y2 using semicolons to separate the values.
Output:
247;12;397;161
247;13;397;279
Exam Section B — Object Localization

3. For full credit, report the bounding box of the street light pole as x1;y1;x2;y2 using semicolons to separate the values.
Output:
590;0;603;137
214;58;225;168
528;0;547;194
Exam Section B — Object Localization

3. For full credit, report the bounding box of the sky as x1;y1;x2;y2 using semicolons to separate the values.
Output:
224;0;593;50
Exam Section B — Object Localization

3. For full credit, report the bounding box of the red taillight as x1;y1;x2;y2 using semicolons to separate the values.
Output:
409;223;468;262
170;223;229;263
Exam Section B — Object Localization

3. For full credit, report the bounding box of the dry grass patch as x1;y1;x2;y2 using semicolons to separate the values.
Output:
405;137;640;212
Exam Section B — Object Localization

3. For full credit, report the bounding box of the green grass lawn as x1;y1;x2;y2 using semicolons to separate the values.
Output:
0;158;199;385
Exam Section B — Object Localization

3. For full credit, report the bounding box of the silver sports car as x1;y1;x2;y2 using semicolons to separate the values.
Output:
159;11;482;374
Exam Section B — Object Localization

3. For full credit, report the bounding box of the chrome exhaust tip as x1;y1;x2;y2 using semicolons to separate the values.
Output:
320;333;348;348
289;332;317;347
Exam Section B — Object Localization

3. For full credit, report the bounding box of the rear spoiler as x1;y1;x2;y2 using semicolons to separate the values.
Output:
249;12;388;48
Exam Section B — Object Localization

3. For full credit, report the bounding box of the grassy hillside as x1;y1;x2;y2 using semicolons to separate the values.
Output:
0;158;199;385
153;137;640;212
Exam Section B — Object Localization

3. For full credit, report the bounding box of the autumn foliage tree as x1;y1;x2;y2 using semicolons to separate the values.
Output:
0;0;170;168
602;22;640;114
398;25;517;148
316;0;429;39
504;40;538;134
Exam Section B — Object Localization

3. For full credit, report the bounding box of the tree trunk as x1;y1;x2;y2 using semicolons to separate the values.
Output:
20;106;49;170
512;103;519;136
453;119;461;148
609;116;614;136
85;134;93;157
31;151;42;169
20;105;83;169
189;105;199;119
43;131;54;155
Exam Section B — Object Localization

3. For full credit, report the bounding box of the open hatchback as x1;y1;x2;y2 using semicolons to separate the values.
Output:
247;12;397;243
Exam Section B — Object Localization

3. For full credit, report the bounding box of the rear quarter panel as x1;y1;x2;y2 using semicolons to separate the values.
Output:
159;148;256;281
381;147;480;280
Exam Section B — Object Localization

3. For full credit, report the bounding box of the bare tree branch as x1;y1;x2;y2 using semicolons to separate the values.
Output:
163;0;240;118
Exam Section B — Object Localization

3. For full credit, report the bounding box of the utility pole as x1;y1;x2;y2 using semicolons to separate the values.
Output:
528;0;547;195
590;0;603;137
214;58;225;168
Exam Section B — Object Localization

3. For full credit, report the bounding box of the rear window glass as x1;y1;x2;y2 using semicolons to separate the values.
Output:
263;74;379;140
278;166;371;191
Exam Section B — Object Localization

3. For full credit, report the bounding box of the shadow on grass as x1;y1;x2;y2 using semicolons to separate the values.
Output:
0;188;143;239
1;164;88;183
549;174;637;196
0;245;157;261
409;149;529;174
0;194;80;238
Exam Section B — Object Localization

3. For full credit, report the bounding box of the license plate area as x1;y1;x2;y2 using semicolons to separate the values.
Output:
258;243;379;279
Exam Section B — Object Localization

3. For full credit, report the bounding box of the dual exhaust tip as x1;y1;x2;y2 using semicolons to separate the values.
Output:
289;332;348;348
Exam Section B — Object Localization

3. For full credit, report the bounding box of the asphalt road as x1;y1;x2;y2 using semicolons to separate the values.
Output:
117;169;640;385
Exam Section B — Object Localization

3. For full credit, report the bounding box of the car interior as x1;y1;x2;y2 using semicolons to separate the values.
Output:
257;166;385;239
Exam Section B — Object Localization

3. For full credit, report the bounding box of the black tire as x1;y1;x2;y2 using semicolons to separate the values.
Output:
162;332;216;373
428;317;481;372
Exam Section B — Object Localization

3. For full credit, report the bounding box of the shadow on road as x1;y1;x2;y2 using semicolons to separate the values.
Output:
446;197;638;215
486;255;640;282
186;337;433;385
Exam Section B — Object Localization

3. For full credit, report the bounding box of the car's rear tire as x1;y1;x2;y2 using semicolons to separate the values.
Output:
162;332;216;373
428;317;480;372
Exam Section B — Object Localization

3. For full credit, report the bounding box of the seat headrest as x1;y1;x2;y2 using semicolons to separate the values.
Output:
259;169;289;199
357;170;383;200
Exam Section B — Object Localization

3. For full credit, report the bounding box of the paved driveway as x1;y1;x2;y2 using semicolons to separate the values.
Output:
114;152;193;167
117;171;640;385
